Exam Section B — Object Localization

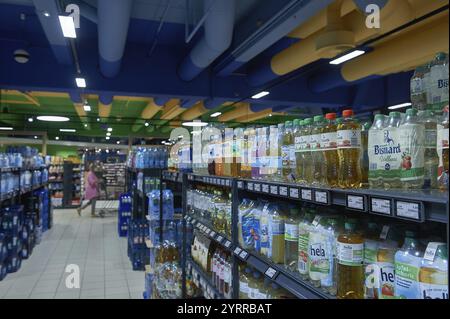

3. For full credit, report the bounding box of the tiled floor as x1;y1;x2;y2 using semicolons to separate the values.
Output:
0;209;144;299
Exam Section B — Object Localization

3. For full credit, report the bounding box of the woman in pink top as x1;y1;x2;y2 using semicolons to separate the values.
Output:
77;164;99;217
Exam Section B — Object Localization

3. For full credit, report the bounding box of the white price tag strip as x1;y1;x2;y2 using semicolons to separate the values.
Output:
314;191;328;204
347;195;365;211
210;231;216;238
262;184;269;193
224;241;232;248
424;242;440;261
279;186;288;196
396;201;420;220
239;250;249;260
216;235;223;243
371;198;391;215
301;189;312;201
247;183;254;191
234;247;242;256
289;188;299;198
265;267;277;279
270;185;278;195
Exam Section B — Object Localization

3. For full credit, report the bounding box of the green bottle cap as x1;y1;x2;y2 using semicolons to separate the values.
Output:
374;114;385;121
313;115;324;122
285;121;292;126
406;108;418;116
304;118;313;125
293;119;300;126
389;112;402;118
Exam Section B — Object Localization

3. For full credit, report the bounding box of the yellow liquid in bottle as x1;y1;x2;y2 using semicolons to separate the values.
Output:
282;122;294;182
323;116;339;187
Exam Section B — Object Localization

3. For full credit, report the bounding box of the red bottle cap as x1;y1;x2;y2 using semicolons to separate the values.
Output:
325;113;337;120
342;109;354;117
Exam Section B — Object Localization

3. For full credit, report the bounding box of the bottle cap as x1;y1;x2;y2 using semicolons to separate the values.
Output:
304;118;313;125
293;119;300;126
325;113;337;120
285;121;292;126
313;115;324;122
374;114;385;121
389;112;402;118
406;108;418;116
342;109;354;117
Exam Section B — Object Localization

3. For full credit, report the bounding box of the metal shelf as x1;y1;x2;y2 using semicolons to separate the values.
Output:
162;171;183;183
0;183;48;203
186;257;225;299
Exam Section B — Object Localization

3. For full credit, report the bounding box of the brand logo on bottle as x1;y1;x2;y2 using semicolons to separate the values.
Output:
374;130;401;155
310;243;326;257
438;79;449;89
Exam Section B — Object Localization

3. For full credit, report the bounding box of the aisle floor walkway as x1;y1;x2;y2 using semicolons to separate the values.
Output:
0;209;144;299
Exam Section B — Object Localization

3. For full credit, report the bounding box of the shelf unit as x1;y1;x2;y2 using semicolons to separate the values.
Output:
162;171;449;300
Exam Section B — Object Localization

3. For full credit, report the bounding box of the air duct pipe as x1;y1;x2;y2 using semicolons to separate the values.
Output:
178;0;235;81
131;98;164;132
98;94;113;120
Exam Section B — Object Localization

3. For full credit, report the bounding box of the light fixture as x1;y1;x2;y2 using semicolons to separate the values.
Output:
37;116;70;122
34;136;38;139
83;104;91;112
107;128;113;132
28;117;33;122
84;124;88;128
60;129;76;133
388;102;412;110
58;15;77;38
105;136;110;140
106;132;111;137
329;49;366;65
0;127;13;131
106;149;109;154
55;136;59;140
251;91;270;99
97;118;100;122
43;11;50;17
182;121;208;127
116;141;120;145
144;122;149;127
269;114;272;117
75;77;86;88
210;112;222;118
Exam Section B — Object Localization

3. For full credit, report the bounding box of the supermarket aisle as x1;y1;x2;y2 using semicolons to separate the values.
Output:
0;210;143;299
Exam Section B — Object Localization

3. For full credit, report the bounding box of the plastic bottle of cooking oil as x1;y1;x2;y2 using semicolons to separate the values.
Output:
420;109;439;189
298;206;315;279
293;119;302;183
268;204;285;264
360;119;371;188
302;118;314;185
437;106;449;190
282;121;294;182
311;115;325;186
337;110;362;189
399;109;425;189
337;219;364;299
419;242;448;299
322;113;339;187
284;206;299;272
382;112;403;189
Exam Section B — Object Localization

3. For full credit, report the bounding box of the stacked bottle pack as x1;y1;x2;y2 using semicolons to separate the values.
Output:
118;193;132;237
127;219;150;271
127;147;169;170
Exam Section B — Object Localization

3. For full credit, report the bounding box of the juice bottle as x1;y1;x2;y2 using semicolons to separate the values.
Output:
298;206;315;279
302;118;314;185
284;206;299;271
376;228;399;299
383;112;403;189
437;105;449;190
322;113;339;187
239;266;252;299
268;204;285;264
275;123;284;181
419;242;448;299
281;121;294;182
293;119;303;183
394;231;423;299
223;127;233;177
337;109;362;189
420;109;439;189
360;118;371;188
363;222;381;299
267;125;278;179
239;199;256;250
308;214;325;287
337;219;364;299
214;126;224;176
399;108;425;189
311;115;325;186
368;114;387;189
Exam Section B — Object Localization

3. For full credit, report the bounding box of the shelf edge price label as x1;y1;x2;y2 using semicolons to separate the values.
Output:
395;200;422;221
262;184;269;193
314;191;329;205
289;187;299;199
254;183;261;192
237;181;243;189
210;231;216;238
233;247;242;256
301;189;312;201
370;198;392;215
239;250;249;260
346;194;366;211
279;186;288;197
224;240;232;248
247;182;254;191
216;235;224;243
265;267;277;279
270;185;278;195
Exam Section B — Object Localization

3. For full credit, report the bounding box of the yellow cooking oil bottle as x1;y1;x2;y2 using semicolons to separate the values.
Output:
322;113;339;187
337;109;362;188
337;218;364;299
282;121;294;182
311;115;326;186
419;242;448;299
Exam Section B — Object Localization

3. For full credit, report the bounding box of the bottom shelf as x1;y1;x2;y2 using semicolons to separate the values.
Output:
186;257;225;299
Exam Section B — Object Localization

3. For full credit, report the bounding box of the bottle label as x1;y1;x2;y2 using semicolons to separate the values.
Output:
239;281;249;295
377;261;395;299
395;261;421;299
299;135;310;151
410;77;423;94
364;241;378;264
269;218;284;236
337;242;363;266
295;136;303;152
285;224;299;242
368;129;403;180
419;282;449;299
321;132;337;150
424;129;437;148
260;217;269;250
430;64;449;105
337;129;361;148
310;134;321;151
308;232;331;281
289;145;296;169
281;145;291;167
298;228;309;275
399;124;425;181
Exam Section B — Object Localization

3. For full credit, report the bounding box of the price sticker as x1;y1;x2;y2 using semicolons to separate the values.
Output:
224;241;232;248
237;181;244;189
424;242;440;261
314;191;328;204
347;195;365;211
239;250;249;260
247;183;254;191
221;179;226;186
262;184;269;193
371;198;391;215
265;267;277;279
279;186;288;197
226;180;231;187
254;183;261;192
289;188;299;199
234;247;242;256
216;235;224;243
270;185;278;195
396;201;420;220
210;231;216;238
301;189;312;201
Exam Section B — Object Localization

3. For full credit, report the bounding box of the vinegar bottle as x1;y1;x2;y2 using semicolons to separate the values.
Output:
322;113;339;187
337;109;362;189
311;115;325;186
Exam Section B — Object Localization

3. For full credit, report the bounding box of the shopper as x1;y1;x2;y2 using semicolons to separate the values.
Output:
77;164;99;217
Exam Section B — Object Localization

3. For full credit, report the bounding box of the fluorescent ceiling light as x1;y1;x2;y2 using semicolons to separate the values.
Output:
144;122;149;127
84;124;88;128
329;50;365;65
182;121;208;127
75;77;86;88
251;91;270;99
58;15;77;38
28;117;33;122
55;136;59;140
97;118;100;122
105;137;110;140
60;129;76;132
388;102;412;110
106;132;111;137
210;112;222;118
107;128;113;132
37;116;70;122
116;141;120;144
0;127;13;131
83;104;91;112
34;136;38;139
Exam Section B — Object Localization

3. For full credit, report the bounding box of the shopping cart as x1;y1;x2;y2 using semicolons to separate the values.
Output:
95;200;119;217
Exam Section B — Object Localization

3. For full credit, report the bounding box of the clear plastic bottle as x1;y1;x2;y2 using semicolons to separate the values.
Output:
284;206;299;272
239;266;252;299
360;119;371;188
258;127;269;180
420;109;439;189
437;106;449;190
399;108;425;189
248;271;262;299
368;114;387;189
376;231;399;299
363;222;381;299
268;204;285;264
311;115;326;186
428;52;449;109
302;118;314;185
383;112;403;189
410;65;429;110
419;242;448;299
337;110;362;189
282;121;295;182
322;113;339;187
259;202;271;257
250;127;259;179
275;123;284;181
298;207;315;279
292;119;302;183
